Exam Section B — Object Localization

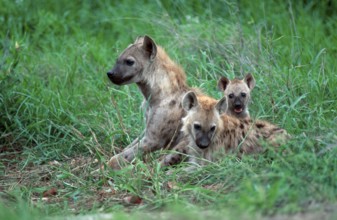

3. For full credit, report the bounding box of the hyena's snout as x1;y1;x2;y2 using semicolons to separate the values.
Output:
107;70;113;77
107;68;129;85
107;69;116;80
234;98;244;113
107;70;122;85
196;135;211;149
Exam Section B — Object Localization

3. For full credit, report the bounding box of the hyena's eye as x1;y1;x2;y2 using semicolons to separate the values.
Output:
228;93;234;99
210;125;216;132
194;123;201;130
125;59;135;66
241;93;246;98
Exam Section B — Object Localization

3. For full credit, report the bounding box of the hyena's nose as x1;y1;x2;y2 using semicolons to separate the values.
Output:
107;71;114;77
197;137;210;149
234;99;242;108
235;103;242;108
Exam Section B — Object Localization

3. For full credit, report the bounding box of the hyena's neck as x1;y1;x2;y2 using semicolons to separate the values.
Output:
137;81;151;100
137;55;188;103
137;76;187;104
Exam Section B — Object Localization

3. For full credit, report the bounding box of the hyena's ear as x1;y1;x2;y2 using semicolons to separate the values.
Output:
134;36;144;44
215;97;228;115
142;35;157;61
182;91;199;112
244;73;255;90
217;76;230;92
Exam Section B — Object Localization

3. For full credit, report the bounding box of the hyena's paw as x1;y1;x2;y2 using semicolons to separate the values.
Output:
161;143;189;167
106;148;136;170
106;153;131;170
106;155;126;170
160;153;184;167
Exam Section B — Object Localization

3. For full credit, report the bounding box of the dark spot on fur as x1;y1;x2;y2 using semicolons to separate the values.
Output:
256;134;261;139
272;127;283;132
240;123;244;129
229;134;232;146
224;131;229;137
256;123;265;129
167;119;175;125
169;100;176;107
151;130;157;136
242;131;246;137
160;127;168;134
238;138;243;144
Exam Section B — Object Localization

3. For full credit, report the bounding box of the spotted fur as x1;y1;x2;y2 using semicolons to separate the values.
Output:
173;91;290;169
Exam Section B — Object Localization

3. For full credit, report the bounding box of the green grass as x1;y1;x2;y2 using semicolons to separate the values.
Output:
1;0;337;219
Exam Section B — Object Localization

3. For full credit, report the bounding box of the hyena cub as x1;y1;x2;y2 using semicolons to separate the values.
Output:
180;91;289;169
217;73;255;119
159;94;217;166
106;35;191;169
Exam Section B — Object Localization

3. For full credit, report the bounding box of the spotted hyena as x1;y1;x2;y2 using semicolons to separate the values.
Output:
106;35;201;169
176;91;289;170
217;73;255;119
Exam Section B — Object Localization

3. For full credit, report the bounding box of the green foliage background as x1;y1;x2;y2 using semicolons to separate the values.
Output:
0;0;336;218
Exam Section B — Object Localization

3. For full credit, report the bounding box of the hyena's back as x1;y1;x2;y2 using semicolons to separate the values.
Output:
215;115;290;155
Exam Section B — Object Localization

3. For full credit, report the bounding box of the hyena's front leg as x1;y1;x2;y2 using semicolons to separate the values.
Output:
107;136;162;169
107;106;182;169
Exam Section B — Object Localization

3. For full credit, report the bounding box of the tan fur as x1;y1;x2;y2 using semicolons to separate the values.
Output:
145;46;187;95
178;91;290;169
106;36;206;169
218;74;255;119
160;94;219;167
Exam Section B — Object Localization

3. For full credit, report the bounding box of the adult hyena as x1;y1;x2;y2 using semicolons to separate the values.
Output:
217;73;255;119
177;91;289;169
106;35;195;169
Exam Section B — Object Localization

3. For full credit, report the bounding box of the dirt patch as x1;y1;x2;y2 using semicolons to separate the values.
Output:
1;154;337;218
0;155;142;213
54;209;337;220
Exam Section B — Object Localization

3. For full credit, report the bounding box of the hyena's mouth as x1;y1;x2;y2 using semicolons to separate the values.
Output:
108;74;134;85
234;107;243;113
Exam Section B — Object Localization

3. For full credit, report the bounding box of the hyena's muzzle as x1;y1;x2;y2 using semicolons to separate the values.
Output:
195;133;212;149
107;67;135;85
233;97;244;114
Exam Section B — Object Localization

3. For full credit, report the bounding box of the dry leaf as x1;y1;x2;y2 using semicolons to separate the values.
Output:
123;195;142;205
49;160;61;166
167;181;180;190
42;188;58;197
